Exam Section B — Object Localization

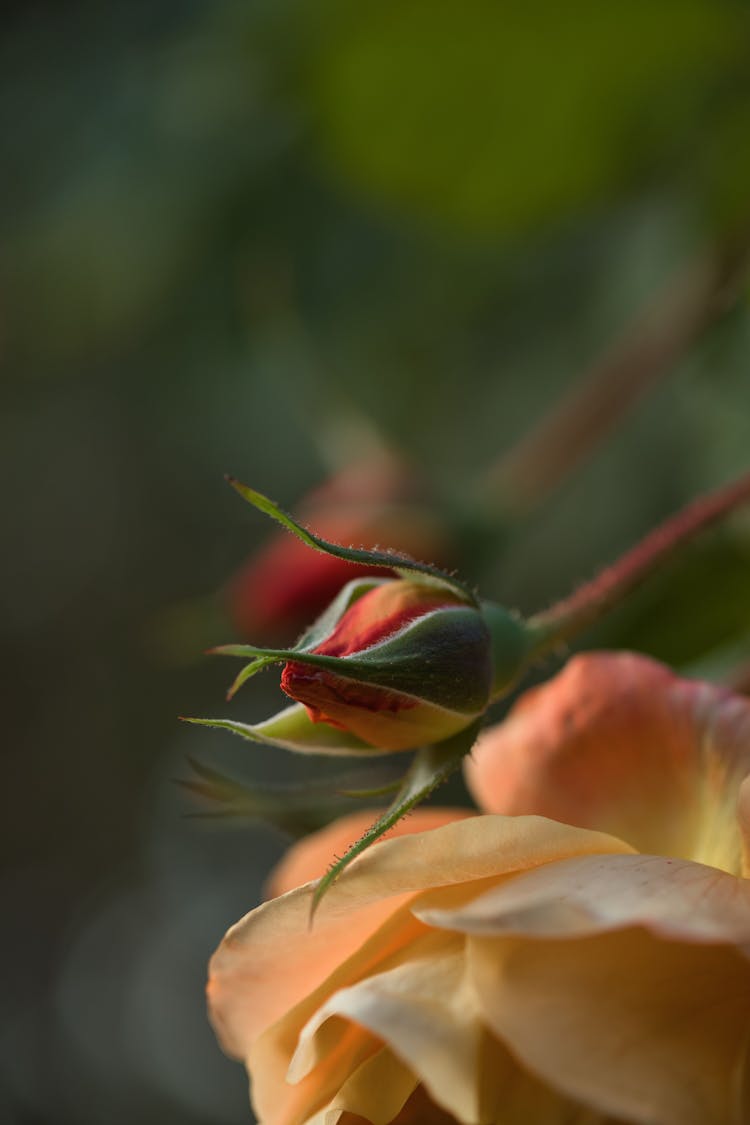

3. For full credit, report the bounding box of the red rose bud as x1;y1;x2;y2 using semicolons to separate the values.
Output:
193;482;532;759
279;579;494;751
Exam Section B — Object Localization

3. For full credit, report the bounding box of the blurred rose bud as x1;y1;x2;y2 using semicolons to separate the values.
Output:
225;456;450;642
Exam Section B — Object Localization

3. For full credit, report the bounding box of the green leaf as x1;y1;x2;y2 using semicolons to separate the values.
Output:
180;702;390;756
310;721;481;918
308;0;743;236
226;477;477;603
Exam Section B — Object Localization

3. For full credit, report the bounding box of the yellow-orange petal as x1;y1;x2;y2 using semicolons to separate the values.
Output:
268;807;473;899
334;1082;458;1125
208;815;632;1062
248;905;428;1125
737;775;750;878
466;651;750;870
304;1046;419;1125
470;928;750;1125
291;934;485;1120
289;932;597;1125
416;852;750;944
251;897;621;1125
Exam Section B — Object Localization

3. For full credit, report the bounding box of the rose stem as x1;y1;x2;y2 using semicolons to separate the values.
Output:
726;661;750;697
478;234;750;519
526;470;750;657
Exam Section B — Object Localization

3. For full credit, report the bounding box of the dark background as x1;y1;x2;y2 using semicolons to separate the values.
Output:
2;2;750;1122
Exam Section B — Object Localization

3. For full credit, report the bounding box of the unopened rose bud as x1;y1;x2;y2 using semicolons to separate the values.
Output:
185;481;537;896
280;578;494;751
190;482;533;761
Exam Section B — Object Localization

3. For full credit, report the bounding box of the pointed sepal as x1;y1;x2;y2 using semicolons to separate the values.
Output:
310;720;481;918
180;702;391;756
226;477;477;604
177;757;402;837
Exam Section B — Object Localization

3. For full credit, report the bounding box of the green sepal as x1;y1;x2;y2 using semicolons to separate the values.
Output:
211;578;386;698
177;757;401;837
226;477;477;604
295;578;387;651
223;655;278;700
336;777;404;799
212;605;491;714
480;601;535;700
180;702;393;756
176;756;333;836
310;720;482;918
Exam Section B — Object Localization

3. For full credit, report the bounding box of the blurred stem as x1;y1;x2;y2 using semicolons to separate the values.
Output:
479;234;750;518
727;662;750;697
526;470;750;658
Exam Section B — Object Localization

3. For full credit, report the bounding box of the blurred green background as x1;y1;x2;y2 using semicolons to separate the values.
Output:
2;1;750;1122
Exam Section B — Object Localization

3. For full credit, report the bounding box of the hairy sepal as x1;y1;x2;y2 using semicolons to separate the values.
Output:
181;703;391;756
226;478;477;604
310;720;482;917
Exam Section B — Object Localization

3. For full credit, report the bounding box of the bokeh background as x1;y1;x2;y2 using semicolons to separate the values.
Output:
3;1;750;1122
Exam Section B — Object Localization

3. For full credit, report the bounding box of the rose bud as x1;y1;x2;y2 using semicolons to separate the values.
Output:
187;482;531;759
198;569;529;757
278;578;493;751
184;481;533;895
191;483;534;754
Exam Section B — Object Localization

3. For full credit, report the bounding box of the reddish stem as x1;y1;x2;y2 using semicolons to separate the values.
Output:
482;237;750;516
726;661;750;698
528;471;750;652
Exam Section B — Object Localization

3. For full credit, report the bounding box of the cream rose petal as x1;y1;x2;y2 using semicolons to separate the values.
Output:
209;809;466;1060
468;928;750;1125
268;808;474;899
416;852;750;944
286;926;450;1085
247;905;427;1125
300;1049;418;1125
257;1021;386;1125
737;775;750;877
208;816;633;1060
295;933;607;1125
292;933;487;1123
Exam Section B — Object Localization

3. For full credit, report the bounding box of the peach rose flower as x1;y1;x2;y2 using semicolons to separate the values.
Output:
207;652;750;1125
